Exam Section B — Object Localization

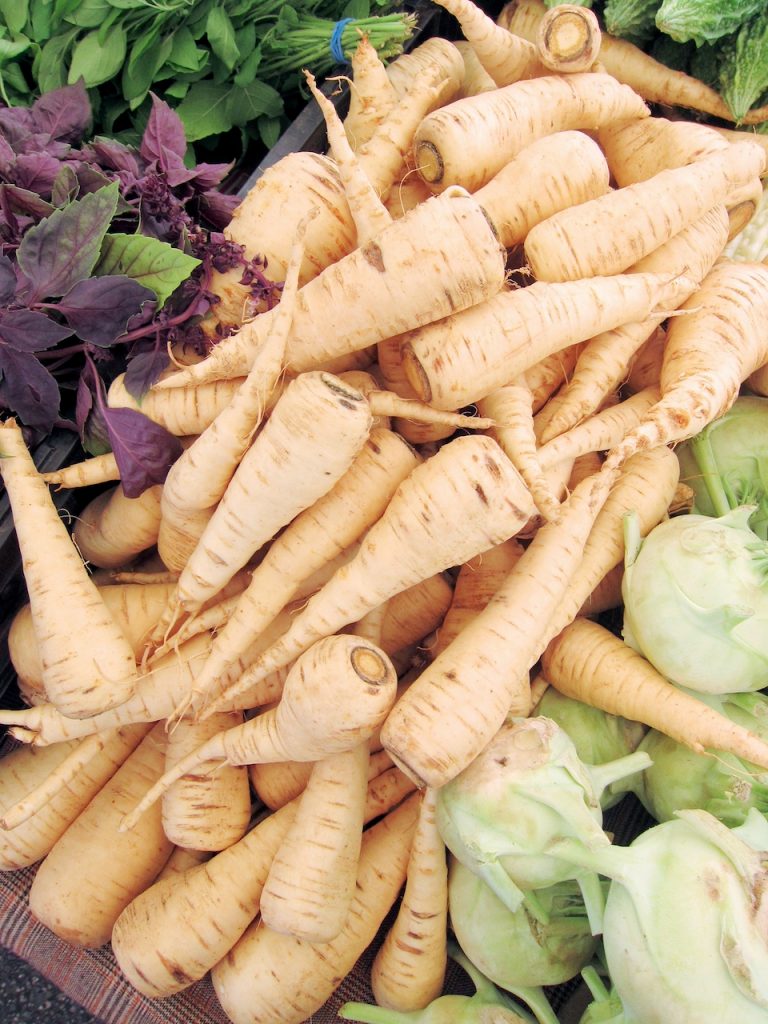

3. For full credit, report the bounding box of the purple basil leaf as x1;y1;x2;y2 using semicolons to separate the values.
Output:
74;164;115;195
102;404;182;497
84;137;141;177
0;183;55;221
75;370;94;435
0;254;16;304
140;94;190;184
0;136;14;172
0;345;60;431
190;161;234;191
31;81;92;143
57;275;155;346
124;341;170;397
15;133;71;160
16;181;120;301
0;309;73;351
51;165;81;207
0;107;35;146
198;189;240;230
13;152;64;197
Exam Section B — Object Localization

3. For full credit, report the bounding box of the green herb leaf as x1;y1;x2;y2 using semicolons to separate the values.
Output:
68;25;127;87
205;6;239;71
167;25;207;73
224;79;282;126
174;80;234;140
34;28;78;92
0;0;29;36
97;231;200;307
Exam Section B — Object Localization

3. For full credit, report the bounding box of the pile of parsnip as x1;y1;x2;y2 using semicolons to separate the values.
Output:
2;0;768;1021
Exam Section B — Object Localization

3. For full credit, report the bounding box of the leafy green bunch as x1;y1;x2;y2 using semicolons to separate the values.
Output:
0;0;415;155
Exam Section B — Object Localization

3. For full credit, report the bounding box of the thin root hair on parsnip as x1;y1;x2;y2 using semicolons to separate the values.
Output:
0;419;140;720
119;634;399;832
199;433;536;718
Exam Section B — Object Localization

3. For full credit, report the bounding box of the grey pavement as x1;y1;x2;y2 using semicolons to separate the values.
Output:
0;947;101;1023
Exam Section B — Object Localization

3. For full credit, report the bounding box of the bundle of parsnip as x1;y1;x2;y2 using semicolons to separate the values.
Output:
2;2;768;1022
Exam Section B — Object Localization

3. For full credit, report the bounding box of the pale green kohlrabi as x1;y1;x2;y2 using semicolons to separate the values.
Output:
621;505;768;693
534;688;647;809
675;395;768;540
339;941;538;1024
434;716;651;936
585;808;768;1024
448;861;599;988
632;690;768;825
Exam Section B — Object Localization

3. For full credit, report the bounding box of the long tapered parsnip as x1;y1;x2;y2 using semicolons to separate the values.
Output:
161;710;252;852
211;793;420;1024
160;371;373;629
524;141;765;282
532;204;730;442
259;742;370;942
151;189;507;390
0;419;140;719
370;787;448;1011
157;211;309;572
453;40;498;96
598;115;732;187
380;467;617;788
602;260;768;476
27;724;173;947
72;483;162;570
120;635;399;830
385;37;465;105
0;726;149;870
401;270;694;411
111;764;415;998
0;608;296;747
200;434;536;718
501;0;768;125
535;3;602;73
186;427;419;696
542;618;768;768
430;0;543;85
412;71;649;193
473;130;611;250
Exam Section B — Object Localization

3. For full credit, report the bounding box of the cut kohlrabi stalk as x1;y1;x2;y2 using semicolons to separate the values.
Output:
578;965;626;1024
534;688;647;809
621;506;768;693
633;690;768;825
434;716;651;936
448;860;600;988
339;941;541;1023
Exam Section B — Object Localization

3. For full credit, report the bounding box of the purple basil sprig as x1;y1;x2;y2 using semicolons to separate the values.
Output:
0;84;275;493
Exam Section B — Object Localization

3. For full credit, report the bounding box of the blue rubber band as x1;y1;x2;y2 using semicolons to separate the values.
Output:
330;17;354;64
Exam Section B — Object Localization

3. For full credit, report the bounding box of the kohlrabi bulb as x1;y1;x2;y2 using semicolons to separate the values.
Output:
621;506;768;693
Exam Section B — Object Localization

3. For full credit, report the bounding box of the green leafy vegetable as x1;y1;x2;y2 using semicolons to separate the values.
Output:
718;11;768;123
655;0;765;45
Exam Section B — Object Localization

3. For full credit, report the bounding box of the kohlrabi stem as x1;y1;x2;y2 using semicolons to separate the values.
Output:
581;964;611;1002
504;984;561;1024
477;857;527;913
588;750;653;798
338;1002;408;1023
578;870;607;936
690;432;733;518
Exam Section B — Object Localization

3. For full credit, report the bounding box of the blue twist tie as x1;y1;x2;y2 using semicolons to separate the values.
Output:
330;17;354;64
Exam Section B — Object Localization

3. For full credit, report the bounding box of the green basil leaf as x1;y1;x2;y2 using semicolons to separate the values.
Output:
65;0;111;28
257;113;282;149
174;80;233;140
34;27;77;91
167;25;207;72
67;24;126;86
97;232;200;307
224;79;282;126
205;6;239;71
233;43;261;86
0;0;29;36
